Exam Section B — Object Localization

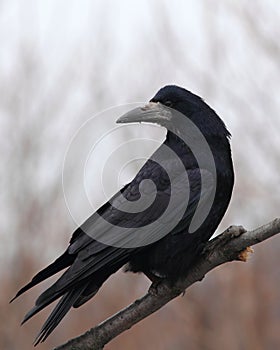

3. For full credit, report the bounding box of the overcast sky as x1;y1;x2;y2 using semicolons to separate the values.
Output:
1;1;280;261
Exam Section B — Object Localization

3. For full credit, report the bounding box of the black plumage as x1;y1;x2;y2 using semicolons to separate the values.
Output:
11;85;234;344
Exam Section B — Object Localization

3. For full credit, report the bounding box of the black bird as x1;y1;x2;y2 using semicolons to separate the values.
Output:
12;85;234;344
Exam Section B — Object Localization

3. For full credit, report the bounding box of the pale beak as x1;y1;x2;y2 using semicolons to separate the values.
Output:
116;102;173;126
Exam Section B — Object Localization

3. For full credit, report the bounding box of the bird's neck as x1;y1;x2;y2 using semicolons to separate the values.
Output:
165;131;233;177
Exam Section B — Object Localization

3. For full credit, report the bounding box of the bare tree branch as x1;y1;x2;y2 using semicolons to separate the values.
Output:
53;218;280;350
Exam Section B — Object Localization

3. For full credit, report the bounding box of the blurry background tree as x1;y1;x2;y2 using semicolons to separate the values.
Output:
1;1;280;349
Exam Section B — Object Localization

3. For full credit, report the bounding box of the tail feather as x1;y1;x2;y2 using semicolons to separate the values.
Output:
12;236;132;344
21;291;64;326
33;284;87;346
73;275;109;308
10;251;75;302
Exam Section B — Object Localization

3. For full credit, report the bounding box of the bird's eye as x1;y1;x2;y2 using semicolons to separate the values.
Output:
164;100;173;108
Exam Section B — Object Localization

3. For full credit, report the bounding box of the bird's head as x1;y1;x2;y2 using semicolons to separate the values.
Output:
117;85;231;140
149;85;208;116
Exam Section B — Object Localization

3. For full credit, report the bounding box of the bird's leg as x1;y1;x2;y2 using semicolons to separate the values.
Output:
144;271;163;296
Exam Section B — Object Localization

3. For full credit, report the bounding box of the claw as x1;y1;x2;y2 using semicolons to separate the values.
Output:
148;280;162;296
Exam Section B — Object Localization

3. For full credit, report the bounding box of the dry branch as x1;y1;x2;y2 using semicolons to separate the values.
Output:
54;218;280;350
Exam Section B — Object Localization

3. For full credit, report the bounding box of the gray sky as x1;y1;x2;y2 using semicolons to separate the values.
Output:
1;0;280;261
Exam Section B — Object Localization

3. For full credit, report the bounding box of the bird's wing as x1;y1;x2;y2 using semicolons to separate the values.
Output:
14;155;215;304
38;165;214;300
170;167;215;235
14;157;215;344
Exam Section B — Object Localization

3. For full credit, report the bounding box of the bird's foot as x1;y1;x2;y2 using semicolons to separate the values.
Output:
145;271;163;296
148;280;162;296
